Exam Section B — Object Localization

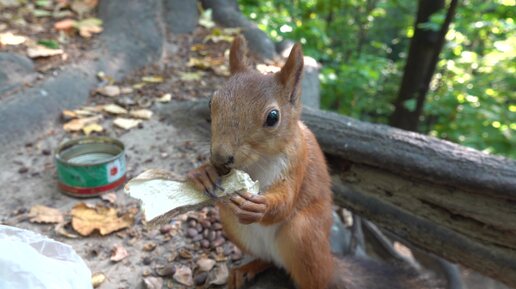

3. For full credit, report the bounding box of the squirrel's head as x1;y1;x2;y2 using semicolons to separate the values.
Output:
209;35;304;174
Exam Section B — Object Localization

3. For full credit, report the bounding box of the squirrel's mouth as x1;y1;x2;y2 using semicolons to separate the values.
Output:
214;164;231;176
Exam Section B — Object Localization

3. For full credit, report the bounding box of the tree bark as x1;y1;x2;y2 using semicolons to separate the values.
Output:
389;0;449;131
158;99;516;287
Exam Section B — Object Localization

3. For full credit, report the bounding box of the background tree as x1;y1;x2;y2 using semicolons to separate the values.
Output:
240;0;515;158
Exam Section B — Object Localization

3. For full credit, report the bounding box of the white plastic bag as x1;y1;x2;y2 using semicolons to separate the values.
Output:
0;225;92;289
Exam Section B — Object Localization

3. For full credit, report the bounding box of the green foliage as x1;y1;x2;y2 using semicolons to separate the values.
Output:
240;0;515;158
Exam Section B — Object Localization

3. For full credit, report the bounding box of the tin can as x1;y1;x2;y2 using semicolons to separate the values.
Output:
55;137;126;197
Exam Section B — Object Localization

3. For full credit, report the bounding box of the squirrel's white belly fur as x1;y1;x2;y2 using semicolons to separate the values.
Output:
230;154;290;268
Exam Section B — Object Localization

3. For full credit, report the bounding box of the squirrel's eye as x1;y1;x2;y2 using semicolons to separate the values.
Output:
265;109;279;127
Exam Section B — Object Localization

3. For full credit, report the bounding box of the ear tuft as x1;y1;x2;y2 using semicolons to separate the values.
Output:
277;43;304;104
229;35;248;74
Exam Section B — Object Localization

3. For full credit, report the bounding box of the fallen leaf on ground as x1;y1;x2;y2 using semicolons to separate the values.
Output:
71;0;98;15
63;115;102;132
213;64;230;76
75;18;103;38
100;192;117;203
204;27;235;43
196;258;216;272
143;276;163;289
198;9;215;29
173;266;193;287
62;109;77;119
37;39;60;49
142;75;164;83
70;202;134;236
209;264;229;285
143;242;157;252
27;45;63;58
29;205;64;224
110;243;129;262
55;222;79;238
120;86;133;94
91;272;106;288
132;82;146;89
179;71;204;82
103;104;128;115
54;19;76;31
187;56;224;70
0;32;26;46
82;123;103;135
113;117;141;130
96;85;120;97
156;93;171;103
129;109;153;120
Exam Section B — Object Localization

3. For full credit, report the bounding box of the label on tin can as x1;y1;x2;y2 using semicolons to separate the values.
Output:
57;155;126;188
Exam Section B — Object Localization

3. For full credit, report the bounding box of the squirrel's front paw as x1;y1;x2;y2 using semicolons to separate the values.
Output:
186;163;222;198
228;192;267;224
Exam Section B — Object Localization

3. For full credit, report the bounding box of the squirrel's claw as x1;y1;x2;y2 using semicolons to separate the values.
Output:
229;192;267;224
186;163;222;199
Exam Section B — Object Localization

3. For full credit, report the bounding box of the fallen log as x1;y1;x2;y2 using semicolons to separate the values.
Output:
157;100;516;287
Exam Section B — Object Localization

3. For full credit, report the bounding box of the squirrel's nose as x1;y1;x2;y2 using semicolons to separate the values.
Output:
211;151;234;168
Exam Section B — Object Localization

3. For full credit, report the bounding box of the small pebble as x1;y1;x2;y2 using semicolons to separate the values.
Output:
143;242;157;252
186;228;198;238
211;237;225;248
208;230;216;241
178;248;193;259
142;256;152;265
213;222;223;230
201;239;210;249
200;220;211;228
155;264;176;277
194;272;208;286
18;167;28;174
42;149;51;156
159;224;173;234
193;234;203;242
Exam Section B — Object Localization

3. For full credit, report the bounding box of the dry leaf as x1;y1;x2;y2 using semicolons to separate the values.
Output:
70;202;134;236
71;0;98;16
54;19;76;31
129;109;153;120
209;264;229;285
82;122;103;135
190;43;207;52
187;56;225;70
156;93;171;103
0;32;26;46
120;86;133;94
198;9;215;29
113;117;141;130
29;205;64;224
62;109;77;119
63;115;102;132
110;243;129;262
213;64;230;76
55;222;79;238
91;272;106;288
143;242;157;252
75;18;103;38
97;85;120;97
100;192;117;204
196;258;216;272
143;276;163;289
142;76;164;83
173;266;193;287
27;45;63;58
103;104;128;115
179;71;204;82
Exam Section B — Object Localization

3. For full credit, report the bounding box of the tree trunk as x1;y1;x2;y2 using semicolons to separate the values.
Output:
389;0;449;131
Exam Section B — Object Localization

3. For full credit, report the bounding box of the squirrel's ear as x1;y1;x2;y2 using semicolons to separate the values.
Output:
229;35;248;74
276;43;304;104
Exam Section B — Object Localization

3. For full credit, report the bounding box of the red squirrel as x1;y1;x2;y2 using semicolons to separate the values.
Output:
187;36;435;289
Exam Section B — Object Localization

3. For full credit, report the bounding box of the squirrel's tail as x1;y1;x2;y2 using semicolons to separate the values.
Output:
330;256;440;289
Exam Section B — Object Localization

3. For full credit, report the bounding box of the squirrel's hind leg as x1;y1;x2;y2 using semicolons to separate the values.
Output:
228;259;273;289
277;210;335;289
